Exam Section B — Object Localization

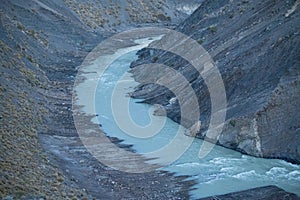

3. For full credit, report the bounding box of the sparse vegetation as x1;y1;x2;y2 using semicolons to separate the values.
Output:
44;38;49;46
153;56;158;62
208;25;218;33
17;22;25;30
229;119;236;127
197;37;206;45
27;29;36;37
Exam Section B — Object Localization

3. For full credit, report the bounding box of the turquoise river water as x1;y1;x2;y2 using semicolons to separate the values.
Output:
94;49;300;199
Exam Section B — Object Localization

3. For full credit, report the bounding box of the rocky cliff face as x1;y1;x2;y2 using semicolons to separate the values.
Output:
130;0;300;163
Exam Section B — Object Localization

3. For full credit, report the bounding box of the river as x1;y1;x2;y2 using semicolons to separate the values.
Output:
81;38;300;199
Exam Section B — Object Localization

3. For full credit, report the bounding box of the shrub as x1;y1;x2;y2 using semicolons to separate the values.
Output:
17;22;25;30
28;29;35;37
229;119;236;127
208;25;217;33
197;37;205;45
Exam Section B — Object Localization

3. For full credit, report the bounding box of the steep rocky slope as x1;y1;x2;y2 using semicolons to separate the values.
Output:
0;0;202;199
0;0;109;198
61;0;203;30
130;0;300;163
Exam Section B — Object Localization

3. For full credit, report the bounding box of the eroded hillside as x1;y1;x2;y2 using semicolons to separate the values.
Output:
130;0;300;163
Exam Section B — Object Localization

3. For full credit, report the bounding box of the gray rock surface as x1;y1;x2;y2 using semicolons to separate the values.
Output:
200;185;300;200
130;0;300;163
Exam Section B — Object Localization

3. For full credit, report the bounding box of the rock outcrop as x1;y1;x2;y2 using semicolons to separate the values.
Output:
130;0;300;163
200;185;300;200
